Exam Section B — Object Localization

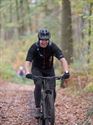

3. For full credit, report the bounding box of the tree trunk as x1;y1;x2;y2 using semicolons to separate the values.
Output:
15;0;26;38
0;0;1;39
87;3;93;63
61;0;73;64
19;0;26;36
25;0;32;33
15;0;20;38
7;0;14;40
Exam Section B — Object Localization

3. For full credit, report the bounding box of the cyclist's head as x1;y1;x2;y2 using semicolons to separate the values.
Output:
38;28;51;41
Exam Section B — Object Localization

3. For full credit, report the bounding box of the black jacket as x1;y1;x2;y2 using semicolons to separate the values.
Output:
26;41;64;70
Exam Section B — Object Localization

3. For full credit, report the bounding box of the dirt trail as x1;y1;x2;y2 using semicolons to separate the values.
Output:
0;80;93;125
0;80;36;125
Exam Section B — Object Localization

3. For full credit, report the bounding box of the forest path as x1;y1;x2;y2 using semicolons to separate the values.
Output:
0;79;93;125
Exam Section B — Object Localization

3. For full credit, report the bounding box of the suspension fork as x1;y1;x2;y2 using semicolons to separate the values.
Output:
41;80;47;119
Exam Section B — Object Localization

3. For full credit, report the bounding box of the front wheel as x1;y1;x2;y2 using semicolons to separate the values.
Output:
45;93;55;125
37;118;49;125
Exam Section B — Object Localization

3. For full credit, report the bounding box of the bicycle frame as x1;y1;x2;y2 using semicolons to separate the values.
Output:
32;75;63;125
41;78;54;119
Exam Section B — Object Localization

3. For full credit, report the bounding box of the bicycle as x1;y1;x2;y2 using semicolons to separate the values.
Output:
30;75;64;125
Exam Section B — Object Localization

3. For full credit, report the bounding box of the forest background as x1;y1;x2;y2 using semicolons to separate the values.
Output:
0;0;93;92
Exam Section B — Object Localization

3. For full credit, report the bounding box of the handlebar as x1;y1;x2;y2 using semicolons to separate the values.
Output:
26;74;65;88
32;75;63;80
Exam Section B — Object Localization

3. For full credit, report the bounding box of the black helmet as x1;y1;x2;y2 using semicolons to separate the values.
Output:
38;28;51;40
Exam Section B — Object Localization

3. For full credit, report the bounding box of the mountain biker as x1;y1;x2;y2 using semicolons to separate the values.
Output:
25;28;70;118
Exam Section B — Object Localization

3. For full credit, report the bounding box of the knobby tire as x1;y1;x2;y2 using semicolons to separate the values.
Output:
45;93;55;125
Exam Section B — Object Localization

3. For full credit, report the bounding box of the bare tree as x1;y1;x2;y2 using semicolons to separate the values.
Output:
6;0;14;40
61;0;73;64
19;0;26;36
25;0;32;33
87;3;93;63
15;0;26;38
0;0;1;39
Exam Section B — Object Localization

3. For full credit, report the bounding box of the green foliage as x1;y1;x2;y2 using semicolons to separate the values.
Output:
87;0;93;3
71;0;86;15
0;61;33;84
0;34;37;83
0;0;93;83
84;82;93;92
0;63;15;79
